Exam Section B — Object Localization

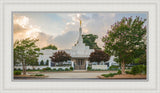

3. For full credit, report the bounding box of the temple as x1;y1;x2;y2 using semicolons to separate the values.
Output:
65;19;94;70
38;20;117;70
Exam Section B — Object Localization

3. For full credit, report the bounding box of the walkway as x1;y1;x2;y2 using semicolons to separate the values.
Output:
40;71;117;78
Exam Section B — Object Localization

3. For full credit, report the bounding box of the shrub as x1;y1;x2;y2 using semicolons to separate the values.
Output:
42;67;51;71
14;71;21;75
130;65;146;75
45;67;51;70
27;68;31;71
91;69;95;71
53;68;56;71
65;68;69;71
35;74;44;76
131;66;139;75
70;67;73;71
58;68;63;71
117;69;121;74
108;65;119;70
37;68;40;70
33;68;36;70
42;68;46;71
127;67;131;69
87;67;92;71
102;73;117;77
125;71;132;74
18;68;21;70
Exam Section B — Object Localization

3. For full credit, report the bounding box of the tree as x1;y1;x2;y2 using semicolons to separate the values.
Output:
102;16;146;74
28;59;39;70
14;38;42;75
82;34;101;49
46;60;49;65
89;50;110;64
40;60;44;65
42;44;57;50
28;59;39;66
50;51;71;65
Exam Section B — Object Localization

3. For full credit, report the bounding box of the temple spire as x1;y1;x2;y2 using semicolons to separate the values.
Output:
79;19;82;27
75;19;83;46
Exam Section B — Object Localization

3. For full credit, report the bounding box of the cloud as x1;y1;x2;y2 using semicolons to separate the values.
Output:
52;31;79;49
13;13;116;49
58;13;116;49
82;13;116;48
13;15;79;49
13;15;45;47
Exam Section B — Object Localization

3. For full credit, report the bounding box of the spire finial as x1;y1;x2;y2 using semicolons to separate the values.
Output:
79;19;82;27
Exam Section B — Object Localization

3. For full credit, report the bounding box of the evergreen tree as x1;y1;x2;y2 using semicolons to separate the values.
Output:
40;60;44;65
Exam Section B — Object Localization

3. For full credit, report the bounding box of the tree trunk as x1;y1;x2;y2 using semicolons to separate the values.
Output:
22;61;26;75
121;61;125;75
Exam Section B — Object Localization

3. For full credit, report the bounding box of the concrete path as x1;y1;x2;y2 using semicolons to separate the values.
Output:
40;71;117;78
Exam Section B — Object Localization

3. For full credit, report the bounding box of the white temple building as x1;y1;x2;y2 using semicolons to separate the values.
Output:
38;20;118;70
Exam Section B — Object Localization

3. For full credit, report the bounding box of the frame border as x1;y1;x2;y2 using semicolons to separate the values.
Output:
0;0;160;93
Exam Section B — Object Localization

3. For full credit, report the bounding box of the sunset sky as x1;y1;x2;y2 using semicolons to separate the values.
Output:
13;12;147;49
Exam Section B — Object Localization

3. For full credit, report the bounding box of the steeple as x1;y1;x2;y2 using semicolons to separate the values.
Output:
75;19;83;46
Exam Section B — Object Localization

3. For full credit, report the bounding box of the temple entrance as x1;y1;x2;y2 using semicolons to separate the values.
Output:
74;59;86;70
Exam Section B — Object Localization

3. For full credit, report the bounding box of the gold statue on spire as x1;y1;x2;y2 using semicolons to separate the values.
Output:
79;19;82;27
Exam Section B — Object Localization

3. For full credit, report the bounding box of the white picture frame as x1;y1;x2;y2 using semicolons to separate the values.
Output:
0;0;160;93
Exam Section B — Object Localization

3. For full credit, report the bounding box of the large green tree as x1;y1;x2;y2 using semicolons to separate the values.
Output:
102;16;146;74
42;44;57;50
82;34;101;49
14;38;42;75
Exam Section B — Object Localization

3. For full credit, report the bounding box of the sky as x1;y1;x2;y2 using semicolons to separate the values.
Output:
13;12;147;49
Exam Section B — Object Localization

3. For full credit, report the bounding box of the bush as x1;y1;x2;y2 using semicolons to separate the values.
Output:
14;71;21;75
127;67;131;69
117;69;121;74
87;67;92;71
35;74;44;76
125;71;132;74
32;68;35;70
102;73;117;77
108;65;119;70
128;65;146;75
70;67;73;71
42;67;51;71
65;68;69;71
18;68;21;70
45;67;51;70
53;68;56;71
131;66;139;75
58;68;63;71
